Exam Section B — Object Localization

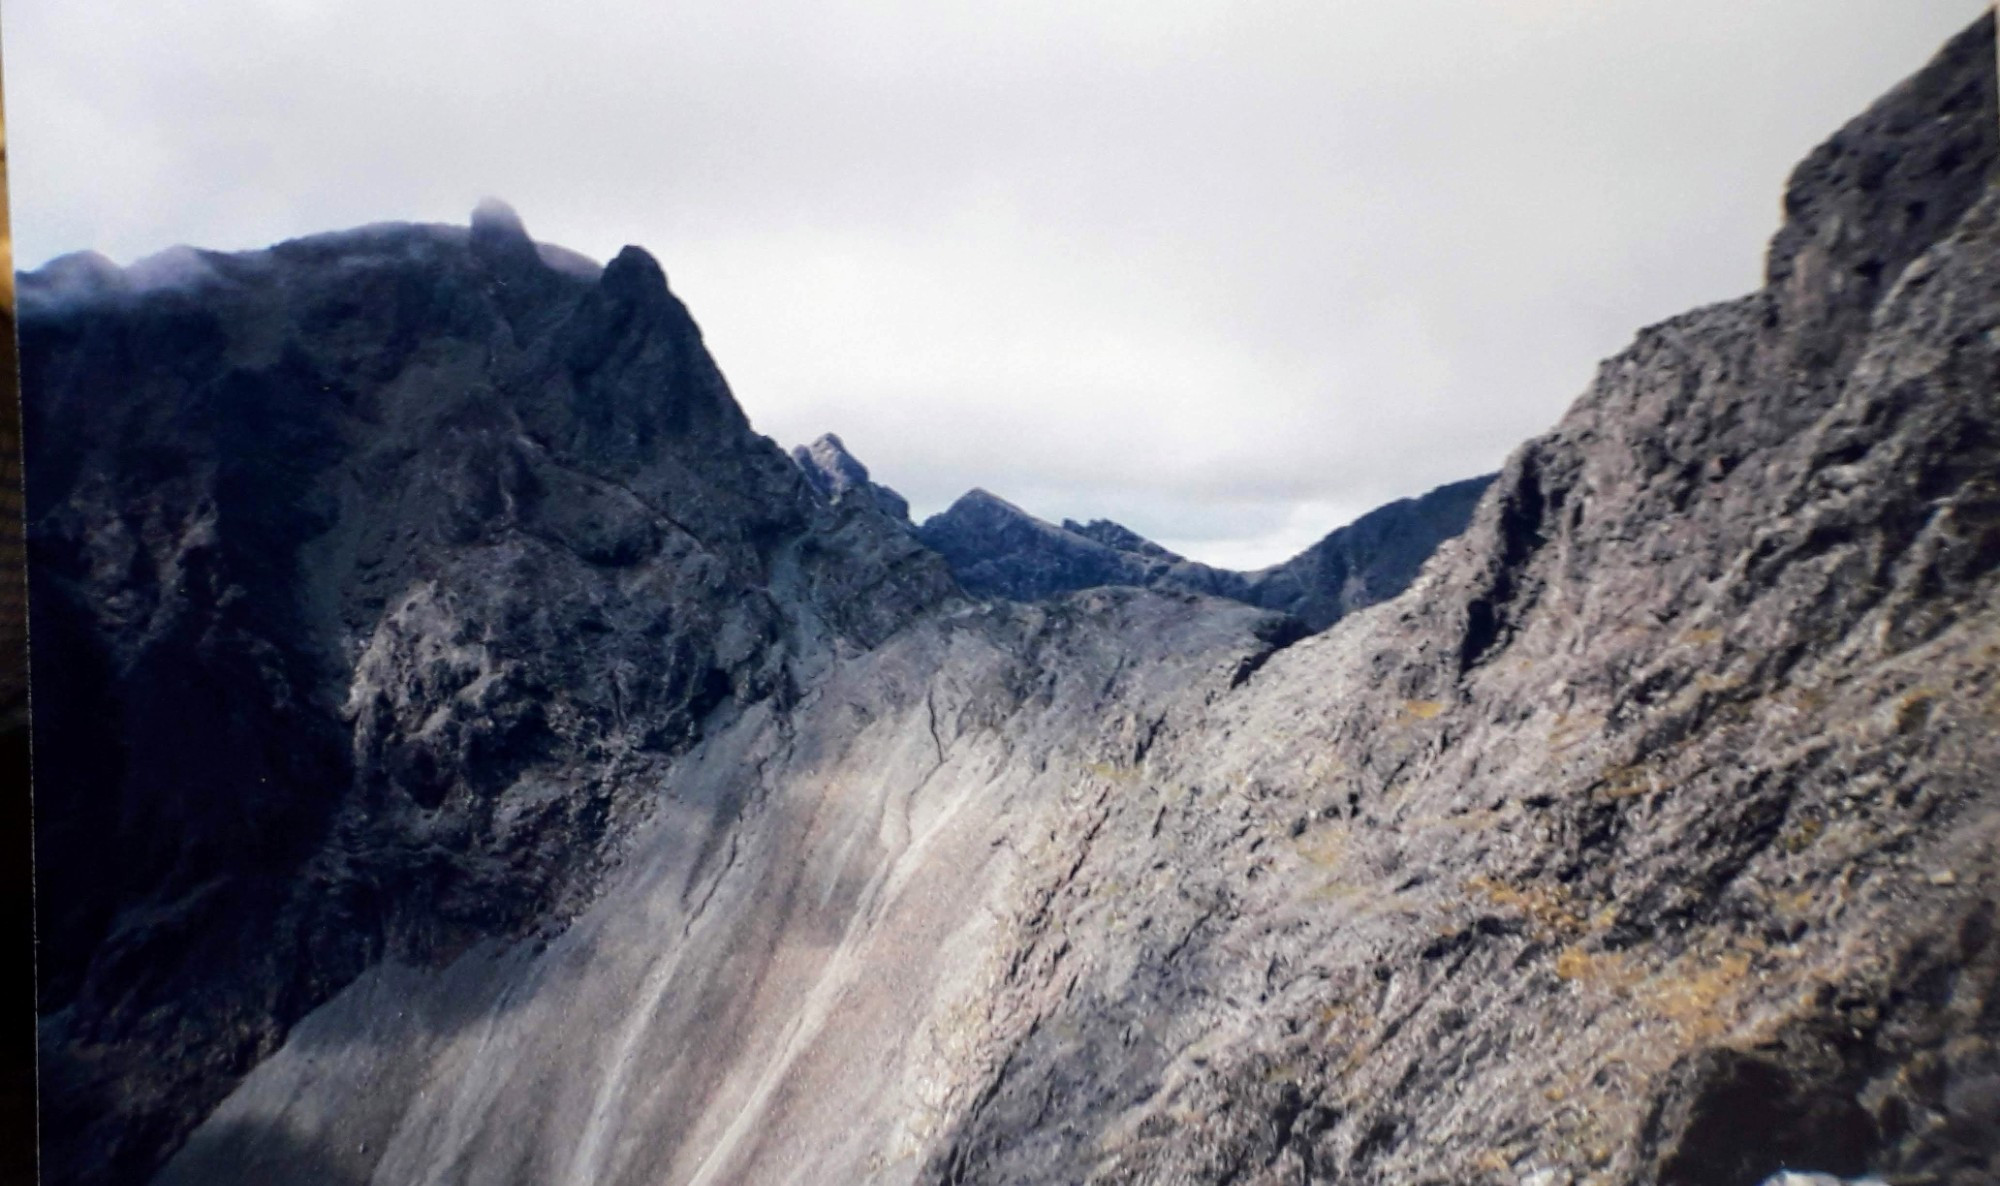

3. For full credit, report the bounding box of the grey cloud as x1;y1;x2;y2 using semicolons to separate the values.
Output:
5;0;1984;565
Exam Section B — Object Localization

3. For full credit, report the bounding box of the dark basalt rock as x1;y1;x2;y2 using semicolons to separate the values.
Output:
22;210;954;1186
790;431;912;523
22;15;2000;1186
1061;517;1176;559
1241;474;1494;630
913;488;1242;604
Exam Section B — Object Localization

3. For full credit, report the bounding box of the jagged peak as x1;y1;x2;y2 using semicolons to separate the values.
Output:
601;244;671;305
470;196;529;240
792;433;912;522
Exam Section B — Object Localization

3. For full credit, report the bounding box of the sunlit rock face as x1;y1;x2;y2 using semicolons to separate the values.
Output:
792;431;913;523
24;14;2000;1186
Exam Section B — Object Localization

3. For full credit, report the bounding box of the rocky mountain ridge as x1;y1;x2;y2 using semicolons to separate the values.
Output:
791;431;914;523
794;430;1493;633
21;14;2000;1186
23;200;956;1185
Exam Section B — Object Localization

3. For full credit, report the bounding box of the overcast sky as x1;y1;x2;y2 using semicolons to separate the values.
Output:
4;2;1988;566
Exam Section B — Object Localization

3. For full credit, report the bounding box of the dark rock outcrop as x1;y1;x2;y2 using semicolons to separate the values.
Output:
1242;474;1493;630
21;15;2000;1186
22;204;954;1186
911;475;1493;631
791;431;913;523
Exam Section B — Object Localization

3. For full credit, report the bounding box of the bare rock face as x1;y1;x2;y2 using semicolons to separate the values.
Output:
22;207;953;1186
22;15;2000;1186
791;431;913;523
911;476;1493;632
912;17;2000;1186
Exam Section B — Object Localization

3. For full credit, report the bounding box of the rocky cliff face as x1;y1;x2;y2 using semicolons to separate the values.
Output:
23;201;954;1186
791;432;913;523
911;19;2000;1184
23;14;2000;1186
909;476;1492;633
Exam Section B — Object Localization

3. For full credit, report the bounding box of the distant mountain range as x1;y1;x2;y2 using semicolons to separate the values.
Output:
792;431;1493;632
19;15;2000;1186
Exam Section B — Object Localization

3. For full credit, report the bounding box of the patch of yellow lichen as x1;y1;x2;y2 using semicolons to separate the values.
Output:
1550;935;1765;1046
1773;886;1818;918
1400;699;1448;722
1083;760;1141;785
1473;1148;1516;1177
1778;683;1831;716
1290;822;1348;869
1779;813;1824;854
1547;709;1609;754
1595;762;1659;802
1467;875;1589;939
1554;944;1642;989
1641;949;1757;1041
1891;687;1943;735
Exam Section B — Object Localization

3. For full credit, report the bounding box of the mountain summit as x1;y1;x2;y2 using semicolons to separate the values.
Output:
21;15;2000;1186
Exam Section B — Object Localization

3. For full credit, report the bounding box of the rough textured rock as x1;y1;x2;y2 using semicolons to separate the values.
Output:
22;204;955;1186
911;476;1493;632
23;15;2000;1186
910;19;2000;1186
791;431;913;523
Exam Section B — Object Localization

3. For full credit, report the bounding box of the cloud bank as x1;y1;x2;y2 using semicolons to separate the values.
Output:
4;0;1983;563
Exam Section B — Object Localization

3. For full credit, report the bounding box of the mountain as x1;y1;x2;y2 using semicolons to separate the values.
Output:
791;432;913;523
22;15;2000;1186
1238;475;1494;630
913;488;1243;602
23;200;955;1186
909;476;1493;632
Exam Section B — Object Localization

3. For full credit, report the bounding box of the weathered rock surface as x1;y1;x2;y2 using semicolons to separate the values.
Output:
909;20;2000;1186
22;203;955;1186
791;431;913;523
910;476;1493;632
23;15;2000;1186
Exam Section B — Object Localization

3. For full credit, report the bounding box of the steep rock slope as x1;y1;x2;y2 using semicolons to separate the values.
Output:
917;18;2000;1186
792;431;913;523
23;202;954;1185
138;14;2000;1186
155;590;1306;1186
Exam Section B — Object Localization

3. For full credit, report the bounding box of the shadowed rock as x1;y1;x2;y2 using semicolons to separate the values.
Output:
22;204;954;1186
790;432;912;523
22;15;2000;1186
